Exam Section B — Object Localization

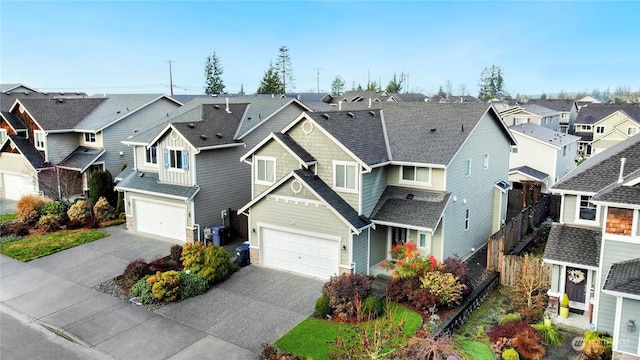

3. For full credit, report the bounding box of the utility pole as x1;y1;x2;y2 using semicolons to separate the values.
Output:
314;67;321;93
167;60;175;96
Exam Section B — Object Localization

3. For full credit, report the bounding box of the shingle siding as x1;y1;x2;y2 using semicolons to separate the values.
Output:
361;167;387;217
252;139;302;197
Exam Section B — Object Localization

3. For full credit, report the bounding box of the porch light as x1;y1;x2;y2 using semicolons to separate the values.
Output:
628;320;636;332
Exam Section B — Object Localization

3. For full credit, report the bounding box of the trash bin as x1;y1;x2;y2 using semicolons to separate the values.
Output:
235;243;250;267
210;225;226;247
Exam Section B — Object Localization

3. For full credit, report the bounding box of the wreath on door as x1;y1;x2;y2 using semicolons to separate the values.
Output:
568;269;586;284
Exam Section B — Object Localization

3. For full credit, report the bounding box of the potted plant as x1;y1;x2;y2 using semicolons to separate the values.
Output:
560;293;570;318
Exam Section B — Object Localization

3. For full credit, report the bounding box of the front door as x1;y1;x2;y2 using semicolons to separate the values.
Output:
390;227;407;260
565;267;587;305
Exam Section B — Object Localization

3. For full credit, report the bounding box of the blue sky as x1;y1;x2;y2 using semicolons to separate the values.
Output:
1;1;639;97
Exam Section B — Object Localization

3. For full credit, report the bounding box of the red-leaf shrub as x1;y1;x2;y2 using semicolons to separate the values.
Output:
322;273;374;320
386;276;421;303
123;259;151;284
0;220;30;237
408;288;439;312
488;321;534;343
170;244;183;263
512;327;545;360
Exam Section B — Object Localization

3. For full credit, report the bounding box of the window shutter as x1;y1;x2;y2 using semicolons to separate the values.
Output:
163;148;169;169
182;150;189;170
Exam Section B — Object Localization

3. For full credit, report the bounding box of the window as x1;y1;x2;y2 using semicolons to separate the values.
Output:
595;126;605;134
579;195;597;221
464;159;471;177
418;231;430;253
145;146;157;165
628;127;638;136
464;208;470;230
84;133;96;143
563;146;567;157
256;157;276;184
483;154;489;170
401;166;430;184
163;148;189;170
0;129;6;144
582;125;592;131
513;117;528;125
334;161;357;191
34;131;45;150
511;147;518;153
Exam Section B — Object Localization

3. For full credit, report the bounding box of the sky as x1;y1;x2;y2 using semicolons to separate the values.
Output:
1;1;639;97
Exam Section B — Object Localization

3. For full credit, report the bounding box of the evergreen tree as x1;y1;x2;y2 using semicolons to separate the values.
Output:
204;52;225;95
540;92;547;100
239;83;245;96
478;64;504;100
366;80;378;91
331;75;345;95
257;60;284;94
277;46;295;93
385;72;404;93
438;86;446;97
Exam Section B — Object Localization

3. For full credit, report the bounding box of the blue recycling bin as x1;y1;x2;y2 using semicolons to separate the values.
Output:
235;242;250;267
210;225;226;247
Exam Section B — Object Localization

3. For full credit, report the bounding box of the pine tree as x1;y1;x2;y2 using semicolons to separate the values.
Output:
477;65;504;100
204;52;225;95
239;83;245;96
385;72;404;93
331;75;345;95
277;46;295;93
256;60;283;94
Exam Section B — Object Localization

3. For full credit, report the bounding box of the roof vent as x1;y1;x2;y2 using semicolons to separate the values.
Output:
216;133;223;138
347;112;355;118
200;134;207;140
369;111;376;116
117;111;121;114
57;98;64;103
461;124;464;132
214;104;220;109
322;113;330;120
430;128;436;132
138;172;145;178
406;194;414;200
188;123;195;128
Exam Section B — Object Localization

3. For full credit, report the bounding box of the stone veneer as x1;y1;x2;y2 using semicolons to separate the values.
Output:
249;248;259;265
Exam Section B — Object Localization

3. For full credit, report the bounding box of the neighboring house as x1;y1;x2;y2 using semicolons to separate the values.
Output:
508;122;580;192
116;97;311;242
526;98;579;134
0;94;181;201
499;103;560;131
238;103;515;279
543;135;640;359
573;104;640;158
426;95;480;103
324;90;427;105
576;95;601;110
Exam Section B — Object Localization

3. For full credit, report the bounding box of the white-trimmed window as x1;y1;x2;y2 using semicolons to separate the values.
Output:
464;208;470;230
578;195;597;221
145;146;157;165
595;125;605;134
84;133;96;143
0;129;6;143
256;156;276;185
400;166;431;184
418;231;431;253
34;130;45;150
511;146;518;153
483;154;489;170
513;117;528;125
464;159;471;177
333;161;357;192
582;125;592;131
627;127;638;136
163;147;189;171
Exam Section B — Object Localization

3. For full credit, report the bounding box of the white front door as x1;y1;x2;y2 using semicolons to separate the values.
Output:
133;198;186;242
260;227;340;279
3;173;35;200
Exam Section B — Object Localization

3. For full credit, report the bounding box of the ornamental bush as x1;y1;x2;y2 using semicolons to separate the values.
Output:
40;201;68;224
382;242;444;278
17;194;52;224
88;170;116;205
93;196;114;222
314;293;331;318
130;275;156;305
322;273;374;320
0;220;30;237
123;259;151;287
147;270;180;303
181;242;235;284
37;214;62;232
419;271;466;308
358;294;383;320
67;200;92;223
178;272;208;300
502;348;520;360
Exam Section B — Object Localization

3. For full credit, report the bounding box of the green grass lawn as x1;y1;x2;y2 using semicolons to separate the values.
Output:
455;339;496;360
275;303;422;360
0;229;109;261
0;212;18;223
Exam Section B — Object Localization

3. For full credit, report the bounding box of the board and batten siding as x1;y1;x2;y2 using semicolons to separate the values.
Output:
193;146;250;231
361;167;387;217
352;230;369;274
596;239;640;334
386;165;446;192
442;112;511;260
157;129;193;185
286;121;360;211
252;139;302;197
618;298;640;354
47;133;79;164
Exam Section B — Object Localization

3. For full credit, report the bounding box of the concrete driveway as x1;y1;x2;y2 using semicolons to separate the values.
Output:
0;226;324;359
0;198;17;215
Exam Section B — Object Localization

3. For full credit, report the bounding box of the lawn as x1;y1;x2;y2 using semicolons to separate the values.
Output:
0;212;18;223
0;229;109;261
275;303;422;360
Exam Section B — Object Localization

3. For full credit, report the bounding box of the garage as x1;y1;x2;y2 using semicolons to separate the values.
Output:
2;173;35;201
133;198;186;242
261;227;340;279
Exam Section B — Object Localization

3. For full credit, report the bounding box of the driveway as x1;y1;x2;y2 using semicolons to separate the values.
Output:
0;226;324;359
0;198;17;214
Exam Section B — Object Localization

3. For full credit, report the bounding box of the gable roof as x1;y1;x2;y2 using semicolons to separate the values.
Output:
1;83;40;93
520;103;559;117
552;133;640;193
57;146;106;172
115;169;200;200
525;99;576;112
603;258;640;297
591;168;640;206
1;111;27;131
510;122;580;148
543;224;601;268
370;186;450;232
12;98;107;131
509;166;549;182
1;91;90;112
575;104;640;125
1;135;49;169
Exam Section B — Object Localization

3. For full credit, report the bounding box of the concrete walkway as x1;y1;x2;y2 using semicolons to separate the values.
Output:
1;226;324;359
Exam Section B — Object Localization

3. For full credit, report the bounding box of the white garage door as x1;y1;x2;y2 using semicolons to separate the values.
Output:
3;173;35;201
133;199;186;242
261;227;340;279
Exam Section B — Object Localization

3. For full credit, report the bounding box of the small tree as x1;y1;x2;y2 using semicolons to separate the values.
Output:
277;45;295;93
331;75;345;95
256;60;283;94
88;170;116;206
478;64;505;100
204;52;225;95
512;255;549;314
385;72;404;93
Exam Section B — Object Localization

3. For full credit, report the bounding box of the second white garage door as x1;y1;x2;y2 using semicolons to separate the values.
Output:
3;173;35;201
133;199;186;242
261;227;340;279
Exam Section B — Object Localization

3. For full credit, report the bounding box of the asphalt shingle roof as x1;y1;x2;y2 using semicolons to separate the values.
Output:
115;170;199;199
510;122;580;148
1;91;88;112
521;104;559;117
592;168;640;205
543;224;601;267
603;258;640;296
2;135;49;169
525;99;576;112
58;146;105;172
76;94;171;131
510;166;549;181
370;186;450;230
16;98;107;131
574;104;640;125
171;103;248;148
272;132;316;164
1;111;26;130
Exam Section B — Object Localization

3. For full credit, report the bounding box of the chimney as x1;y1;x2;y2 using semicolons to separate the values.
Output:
368;98;372;108
225;97;231;113
618;157;627;183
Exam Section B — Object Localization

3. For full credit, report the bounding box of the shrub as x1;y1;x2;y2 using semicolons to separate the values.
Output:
130;275;156;305
322;273;375;320
181;242;235;284
147;270;180;303
67;200;92;223
123;259;151;285
498;313;522;325
260;344;304;360
395;335;461;360
148;257;182;272
502;348;520;360
358;295;383;320
0;220;30;237
40;201;68;224
170;244;183;263
488;321;534;343
386;276;421;303
511;327;545;360
519;306;543;324
420;271;465;308
408;288;438;312
17;194;52;224
442;255;473;296
93;196;114;222
315;293;332;317
383;242;443;278
88;170;116;205
580;331;612;360
37;214;62;232
533;322;563;346
178;272;208;299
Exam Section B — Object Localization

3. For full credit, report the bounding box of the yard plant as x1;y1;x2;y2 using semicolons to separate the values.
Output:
0;229;109;261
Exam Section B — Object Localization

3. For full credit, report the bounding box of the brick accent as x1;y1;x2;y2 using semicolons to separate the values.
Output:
249;248;260;264
606;207;633;236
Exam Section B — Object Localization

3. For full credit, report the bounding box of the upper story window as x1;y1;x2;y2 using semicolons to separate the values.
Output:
464;208;470;230
595;126;605;134
628;127;638;136
578;195;597;221
256;156;276;185
511;146;518;153
145;146;157;165
333;161;357;192
400;166;431;185
0;129;6;144
34;130;45;150
163;147;189;171
514;117;528;125
483;154;489;170
582;125;592;131
464;159;471;177
84;133;96;143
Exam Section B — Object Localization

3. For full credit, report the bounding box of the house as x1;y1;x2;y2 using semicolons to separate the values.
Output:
116;97;311;242
499;103;560;131
426;95;480;103
576;95;601;110
543;135;640;359
508;122;580;193
525;98;579;134
0;94;181;201
238;103;516;279
573;104;640;159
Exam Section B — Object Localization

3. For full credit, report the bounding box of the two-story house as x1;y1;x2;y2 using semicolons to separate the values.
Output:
508;122;579;193
499;103;560;131
238;103;516;279
526;99;579;134
543;135;640;359
573;104;640;159
116;98;311;242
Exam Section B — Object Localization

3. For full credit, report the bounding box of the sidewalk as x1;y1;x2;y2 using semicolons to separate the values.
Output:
1;226;323;359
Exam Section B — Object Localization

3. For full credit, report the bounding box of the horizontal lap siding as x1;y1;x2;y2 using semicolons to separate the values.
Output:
386;165;446;192
352;230;368;274
361;167;387;217
618;298;640;354
562;195;577;224
370;227;388;265
47;133;78;164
